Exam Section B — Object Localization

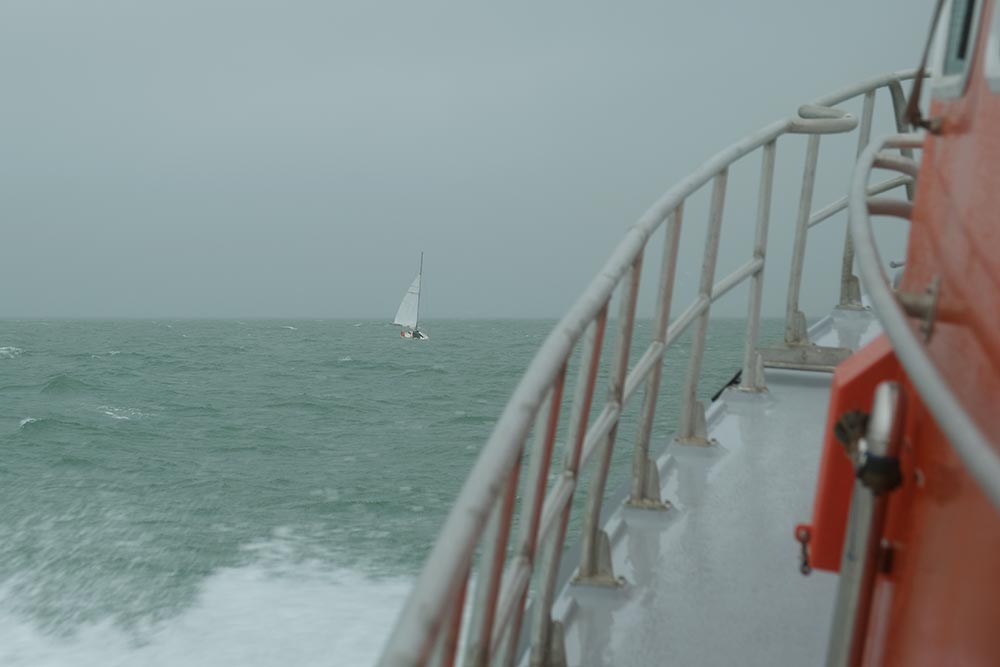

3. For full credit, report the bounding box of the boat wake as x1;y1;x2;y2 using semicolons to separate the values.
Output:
0;559;412;667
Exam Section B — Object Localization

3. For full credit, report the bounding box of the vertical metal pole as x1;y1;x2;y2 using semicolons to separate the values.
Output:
839;90;875;309
677;171;727;443
529;310;607;667
578;255;642;580
628;206;683;506
888;80;916;201
463;453;522;667
740;142;776;392
431;567;470;667
784;136;821;346
496;366;566;665
826;382;904;667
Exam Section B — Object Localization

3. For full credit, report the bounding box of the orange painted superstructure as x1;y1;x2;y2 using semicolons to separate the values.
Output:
808;1;1000;664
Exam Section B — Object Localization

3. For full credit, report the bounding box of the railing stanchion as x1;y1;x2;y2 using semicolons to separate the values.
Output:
784;135;821;346
839;90;876;309
628;205;683;507
431;566;470;667
577;254;642;584
463;452;522;666
740;142;776;392
494;365;566;665
529;309;607;667
677;171;727;443
888;81;916;200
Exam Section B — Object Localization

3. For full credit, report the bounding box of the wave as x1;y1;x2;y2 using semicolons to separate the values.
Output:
0;346;23;359
280;326;298;331
40;374;94;395
0;558;412;667
19;417;39;430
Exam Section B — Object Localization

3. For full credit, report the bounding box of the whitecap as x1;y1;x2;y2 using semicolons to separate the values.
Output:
18;417;37;428
281;326;298;331
97;406;146;421
0;347;23;359
353;323;362;327
339;356;352;362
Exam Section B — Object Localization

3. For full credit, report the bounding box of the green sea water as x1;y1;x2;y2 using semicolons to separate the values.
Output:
0;317;783;665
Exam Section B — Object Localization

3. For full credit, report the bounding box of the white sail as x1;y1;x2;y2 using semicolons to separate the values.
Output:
393;274;421;329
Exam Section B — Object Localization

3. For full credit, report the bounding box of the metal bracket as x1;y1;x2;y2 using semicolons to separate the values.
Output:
529;619;568;667
839;274;864;310
785;309;810;346
572;529;624;587
626;458;672;511
896;274;939;341
674;400;718;446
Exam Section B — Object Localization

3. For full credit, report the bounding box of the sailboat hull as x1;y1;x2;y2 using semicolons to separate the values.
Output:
400;330;430;340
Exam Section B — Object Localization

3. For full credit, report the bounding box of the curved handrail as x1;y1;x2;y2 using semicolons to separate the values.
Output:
378;70;919;667
849;134;1000;511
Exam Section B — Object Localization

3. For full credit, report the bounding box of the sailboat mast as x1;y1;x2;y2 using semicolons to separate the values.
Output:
416;252;423;330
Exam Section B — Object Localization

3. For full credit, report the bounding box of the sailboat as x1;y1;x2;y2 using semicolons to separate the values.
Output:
393;252;429;340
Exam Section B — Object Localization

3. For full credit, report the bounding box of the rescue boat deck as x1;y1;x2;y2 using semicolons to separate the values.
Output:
550;310;881;667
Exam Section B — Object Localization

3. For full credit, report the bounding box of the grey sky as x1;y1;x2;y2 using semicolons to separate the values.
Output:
0;1;928;319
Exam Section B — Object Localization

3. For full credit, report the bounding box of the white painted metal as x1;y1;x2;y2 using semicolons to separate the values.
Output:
838;89;876;309
740;141;776;392
677;171;728;443
630;208;682;506
784;134;821;346
578;258;642;582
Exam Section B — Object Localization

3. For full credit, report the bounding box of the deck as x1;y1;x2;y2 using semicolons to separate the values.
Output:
546;310;881;666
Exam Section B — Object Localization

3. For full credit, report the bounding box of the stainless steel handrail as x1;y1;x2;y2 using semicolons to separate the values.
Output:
378;71;919;667
849;133;1000;511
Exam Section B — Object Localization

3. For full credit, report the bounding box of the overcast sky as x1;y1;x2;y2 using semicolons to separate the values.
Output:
0;1;930;319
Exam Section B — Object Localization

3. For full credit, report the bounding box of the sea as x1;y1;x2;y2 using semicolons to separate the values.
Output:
0;317;784;666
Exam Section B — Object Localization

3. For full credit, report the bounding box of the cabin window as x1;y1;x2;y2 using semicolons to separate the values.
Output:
934;0;983;98
986;2;1000;91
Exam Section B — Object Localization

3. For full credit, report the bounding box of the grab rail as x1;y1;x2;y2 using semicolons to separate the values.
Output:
378;70;919;667
849;134;1000;511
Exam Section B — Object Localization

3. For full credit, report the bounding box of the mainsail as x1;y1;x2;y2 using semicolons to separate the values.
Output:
393;274;421;330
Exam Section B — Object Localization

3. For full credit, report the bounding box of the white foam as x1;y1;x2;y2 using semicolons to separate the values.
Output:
280;326;298;331
339;356;352;362
0;347;23;359
97;406;146;421
18;418;37;428
0;562;412;667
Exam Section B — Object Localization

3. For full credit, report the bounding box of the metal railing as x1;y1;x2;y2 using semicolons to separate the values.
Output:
849;133;1000;512
377;70;919;667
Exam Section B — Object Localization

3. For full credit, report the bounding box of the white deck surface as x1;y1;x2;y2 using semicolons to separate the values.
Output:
546;309;880;666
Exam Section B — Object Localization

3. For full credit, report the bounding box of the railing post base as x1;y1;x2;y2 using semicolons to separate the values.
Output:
839;274;864;309
737;351;769;393
626;458;671;511
675;400;718;447
572;529;625;587
785;310;810;346
529;619;567;667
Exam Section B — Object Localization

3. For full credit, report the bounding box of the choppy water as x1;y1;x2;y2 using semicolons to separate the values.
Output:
0;318;782;665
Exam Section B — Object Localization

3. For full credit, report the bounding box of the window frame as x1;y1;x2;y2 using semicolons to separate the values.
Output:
984;1;1000;91
933;0;985;99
